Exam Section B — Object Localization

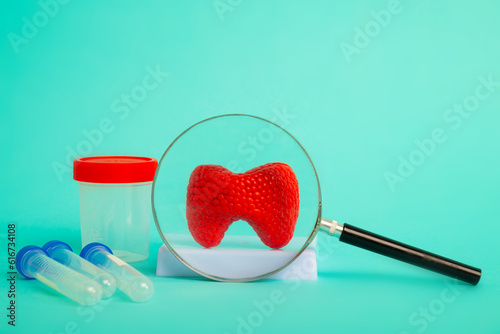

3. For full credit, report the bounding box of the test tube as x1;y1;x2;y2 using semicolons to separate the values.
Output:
16;246;102;306
80;243;154;302
43;240;116;299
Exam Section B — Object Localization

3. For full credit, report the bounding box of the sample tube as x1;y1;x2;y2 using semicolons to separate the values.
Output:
43;240;116;299
16;246;102;306
80;243;154;302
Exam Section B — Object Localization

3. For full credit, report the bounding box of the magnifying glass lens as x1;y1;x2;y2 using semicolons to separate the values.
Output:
153;115;321;281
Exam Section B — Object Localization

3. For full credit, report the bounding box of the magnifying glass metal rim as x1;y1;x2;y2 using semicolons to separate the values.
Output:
152;114;323;282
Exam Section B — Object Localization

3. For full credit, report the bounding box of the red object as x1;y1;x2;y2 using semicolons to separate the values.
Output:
186;163;300;249
73;156;158;183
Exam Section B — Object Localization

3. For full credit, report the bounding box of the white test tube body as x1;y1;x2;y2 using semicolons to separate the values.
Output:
17;247;102;306
49;247;117;299
81;243;154;302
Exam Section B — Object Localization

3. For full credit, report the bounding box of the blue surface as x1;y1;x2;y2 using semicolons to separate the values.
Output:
1;0;499;333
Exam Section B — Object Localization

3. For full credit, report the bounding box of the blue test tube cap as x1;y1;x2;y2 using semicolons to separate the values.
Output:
80;242;113;261
43;240;73;257
16;246;48;280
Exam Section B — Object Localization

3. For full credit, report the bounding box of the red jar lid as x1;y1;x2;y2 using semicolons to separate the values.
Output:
73;156;158;184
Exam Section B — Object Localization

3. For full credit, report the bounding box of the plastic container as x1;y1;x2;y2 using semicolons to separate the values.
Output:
74;156;158;262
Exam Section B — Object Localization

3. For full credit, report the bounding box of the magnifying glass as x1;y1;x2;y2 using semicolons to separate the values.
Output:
152;114;481;285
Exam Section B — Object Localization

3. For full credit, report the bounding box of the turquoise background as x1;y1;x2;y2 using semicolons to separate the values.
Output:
1;0;499;333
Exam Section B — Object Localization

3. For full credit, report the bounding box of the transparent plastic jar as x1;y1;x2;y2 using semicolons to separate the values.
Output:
74;156;158;262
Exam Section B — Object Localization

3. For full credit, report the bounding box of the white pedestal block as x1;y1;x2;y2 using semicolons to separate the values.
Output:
156;236;317;280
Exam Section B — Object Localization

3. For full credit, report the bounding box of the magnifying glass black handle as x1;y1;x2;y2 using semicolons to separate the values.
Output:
320;220;481;285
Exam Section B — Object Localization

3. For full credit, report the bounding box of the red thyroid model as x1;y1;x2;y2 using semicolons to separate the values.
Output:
186;163;300;248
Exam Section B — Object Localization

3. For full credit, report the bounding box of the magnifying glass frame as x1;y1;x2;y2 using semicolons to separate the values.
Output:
152;114;323;282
